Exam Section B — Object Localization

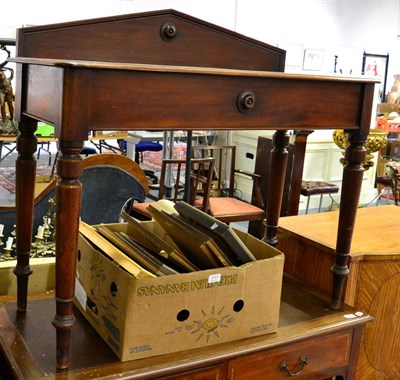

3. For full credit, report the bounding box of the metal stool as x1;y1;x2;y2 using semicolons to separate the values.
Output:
300;181;339;214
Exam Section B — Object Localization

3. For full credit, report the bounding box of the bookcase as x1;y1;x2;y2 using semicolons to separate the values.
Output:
2;9;377;375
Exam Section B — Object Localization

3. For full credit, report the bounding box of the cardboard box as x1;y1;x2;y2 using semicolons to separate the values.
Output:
75;221;284;361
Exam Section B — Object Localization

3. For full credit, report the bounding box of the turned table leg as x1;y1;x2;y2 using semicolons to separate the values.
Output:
330;131;367;310
263;130;289;246
51;141;83;369
14;117;37;312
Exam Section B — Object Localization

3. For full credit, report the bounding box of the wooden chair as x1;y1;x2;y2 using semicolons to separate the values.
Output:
130;157;215;220
80;154;149;224
376;161;400;205
192;145;266;238
245;132;316;235
192;133;312;238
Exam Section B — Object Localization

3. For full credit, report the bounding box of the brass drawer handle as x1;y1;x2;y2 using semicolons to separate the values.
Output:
279;356;308;377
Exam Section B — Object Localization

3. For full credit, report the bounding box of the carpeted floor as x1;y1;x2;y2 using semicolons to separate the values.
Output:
0;165;53;194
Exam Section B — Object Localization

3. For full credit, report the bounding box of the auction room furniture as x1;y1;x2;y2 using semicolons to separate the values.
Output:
130;156;215;219
4;9;376;372
375;161;400;205
300;180;339;214
80;153;149;225
277;205;400;379
134;140;163;184
125;130;208;160
246;132;312;236
192;145;266;237
125;130;206;187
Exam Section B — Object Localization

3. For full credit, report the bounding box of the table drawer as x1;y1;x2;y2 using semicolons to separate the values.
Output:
228;330;352;379
159;363;225;380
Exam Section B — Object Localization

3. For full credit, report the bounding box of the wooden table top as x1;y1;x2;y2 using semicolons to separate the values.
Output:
278;205;400;258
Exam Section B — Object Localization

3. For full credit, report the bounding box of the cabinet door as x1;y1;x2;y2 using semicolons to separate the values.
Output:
227;331;352;379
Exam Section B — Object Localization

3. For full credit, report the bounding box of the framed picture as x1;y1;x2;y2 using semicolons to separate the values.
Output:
278;43;304;68
302;49;324;71
362;52;389;102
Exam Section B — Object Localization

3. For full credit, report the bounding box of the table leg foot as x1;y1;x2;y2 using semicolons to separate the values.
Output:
52;313;76;369
13;254;33;311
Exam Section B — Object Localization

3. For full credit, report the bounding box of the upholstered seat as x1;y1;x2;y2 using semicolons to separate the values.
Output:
191;145;265;237
197;196;265;223
300;180;339;213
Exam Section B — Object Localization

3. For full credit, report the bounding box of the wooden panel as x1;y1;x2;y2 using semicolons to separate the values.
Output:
277;232;337;296
356;262;400;379
85;70;366;131
228;331;351;379
25;64;63;126
159;364;226;380
18;62;371;133
17;10;285;72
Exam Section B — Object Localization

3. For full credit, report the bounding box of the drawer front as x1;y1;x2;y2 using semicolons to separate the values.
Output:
228;331;352;379
159;363;226;380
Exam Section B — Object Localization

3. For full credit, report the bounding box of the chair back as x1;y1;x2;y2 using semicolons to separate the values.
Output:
252;132;312;218
157;157;215;213
81;154;149;224
192;145;236;198
82;153;149;193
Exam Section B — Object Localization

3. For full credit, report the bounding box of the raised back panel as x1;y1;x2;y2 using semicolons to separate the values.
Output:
17;9;285;72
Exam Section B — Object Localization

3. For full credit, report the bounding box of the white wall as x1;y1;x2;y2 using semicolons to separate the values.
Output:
235;1;399;89
2;0;399;87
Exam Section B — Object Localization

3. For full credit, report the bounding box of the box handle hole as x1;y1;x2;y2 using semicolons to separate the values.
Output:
176;309;190;322
233;299;244;312
86;296;98;315
110;282;118;297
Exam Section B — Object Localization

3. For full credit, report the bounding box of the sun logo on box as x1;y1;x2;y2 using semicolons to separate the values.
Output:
191;305;235;343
